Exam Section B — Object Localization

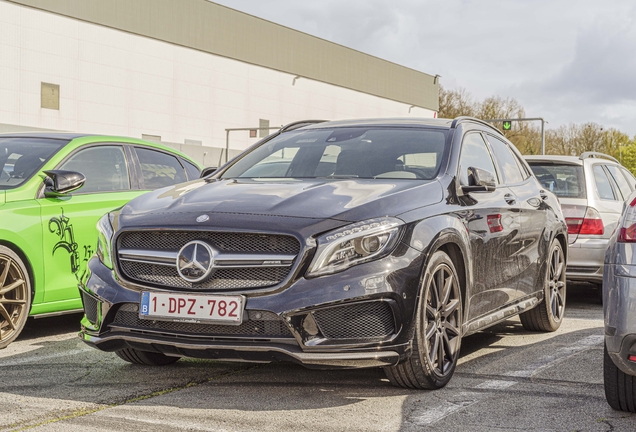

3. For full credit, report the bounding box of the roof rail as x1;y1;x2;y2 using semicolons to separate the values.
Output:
280;119;328;133
450;116;504;136
579;151;619;163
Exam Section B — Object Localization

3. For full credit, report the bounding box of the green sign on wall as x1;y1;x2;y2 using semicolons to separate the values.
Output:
503;121;512;131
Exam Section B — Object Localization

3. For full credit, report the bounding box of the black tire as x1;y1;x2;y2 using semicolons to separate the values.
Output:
520;239;565;332
384;250;463;389
0;246;32;349
604;342;636;412
115;348;180;366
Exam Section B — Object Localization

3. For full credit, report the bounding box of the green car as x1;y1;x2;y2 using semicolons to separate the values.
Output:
0;133;200;348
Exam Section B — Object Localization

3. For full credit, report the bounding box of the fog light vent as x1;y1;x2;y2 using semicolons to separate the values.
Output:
81;292;99;324
312;301;395;340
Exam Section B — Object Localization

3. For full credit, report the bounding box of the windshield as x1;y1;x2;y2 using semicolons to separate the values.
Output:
221;127;447;180
528;162;586;199
0;137;69;189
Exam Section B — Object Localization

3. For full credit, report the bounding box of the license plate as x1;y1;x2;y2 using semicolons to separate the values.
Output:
140;292;244;324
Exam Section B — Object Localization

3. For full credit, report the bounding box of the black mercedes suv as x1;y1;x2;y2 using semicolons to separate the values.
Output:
79;117;568;389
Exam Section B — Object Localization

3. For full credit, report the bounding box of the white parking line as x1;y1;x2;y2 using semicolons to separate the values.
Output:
410;334;604;426
0;348;89;367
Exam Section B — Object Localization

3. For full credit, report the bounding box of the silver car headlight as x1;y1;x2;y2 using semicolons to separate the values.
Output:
306;217;404;277
96;212;115;269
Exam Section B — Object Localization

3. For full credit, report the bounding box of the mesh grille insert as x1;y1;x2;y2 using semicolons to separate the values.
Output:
81;292;99;324
111;308;294;338
312;301;395;340
118;231;300;254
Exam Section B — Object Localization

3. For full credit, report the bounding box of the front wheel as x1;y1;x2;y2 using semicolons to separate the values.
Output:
384;250;463;389
520;238;566;332
116;348;180;366
0;246;32;349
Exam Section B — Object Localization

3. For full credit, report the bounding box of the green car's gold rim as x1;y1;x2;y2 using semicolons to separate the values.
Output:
0;253;28;344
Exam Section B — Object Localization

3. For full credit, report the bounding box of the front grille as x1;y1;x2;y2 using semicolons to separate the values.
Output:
116;230;300;291
111;305;294;338
81;291;99;324
312;301;395;340
118;231;300;254
119;261;289;290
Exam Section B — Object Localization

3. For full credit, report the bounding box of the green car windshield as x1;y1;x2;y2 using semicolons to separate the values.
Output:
221;127;448;180
0;137;69;189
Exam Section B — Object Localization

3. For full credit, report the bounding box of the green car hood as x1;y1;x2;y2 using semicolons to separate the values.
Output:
0;191;4;206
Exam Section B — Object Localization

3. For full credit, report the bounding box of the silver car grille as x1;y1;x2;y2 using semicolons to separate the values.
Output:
116;230;300;291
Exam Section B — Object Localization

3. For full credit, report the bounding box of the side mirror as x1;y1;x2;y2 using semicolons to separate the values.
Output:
200;166;218;178
461;167;497;193
43;170;86;197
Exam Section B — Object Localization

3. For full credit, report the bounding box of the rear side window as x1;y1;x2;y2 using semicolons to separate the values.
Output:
528;163;586;199
136;148;188;189
619;167;636;191
593;165;617;200
606;165;632;200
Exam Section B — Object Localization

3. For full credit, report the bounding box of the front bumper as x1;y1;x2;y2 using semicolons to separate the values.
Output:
603;262;636;376
79;243;422;369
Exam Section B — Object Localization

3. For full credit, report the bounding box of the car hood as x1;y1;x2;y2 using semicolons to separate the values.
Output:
120;178;444;223
0;191;4;206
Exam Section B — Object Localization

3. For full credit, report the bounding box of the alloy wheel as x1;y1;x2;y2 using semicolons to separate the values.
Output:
0;253;29;345
423;262;462;376
547;245;565;323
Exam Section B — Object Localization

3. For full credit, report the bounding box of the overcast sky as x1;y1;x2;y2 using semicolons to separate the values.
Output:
212;0;636;136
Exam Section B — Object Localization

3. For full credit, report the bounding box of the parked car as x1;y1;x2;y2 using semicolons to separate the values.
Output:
603;191;636;412
526;153;636;292
79;117;568;389
0;133;200;348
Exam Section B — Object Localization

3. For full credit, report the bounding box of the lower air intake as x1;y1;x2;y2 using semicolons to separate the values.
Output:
312;301;395;340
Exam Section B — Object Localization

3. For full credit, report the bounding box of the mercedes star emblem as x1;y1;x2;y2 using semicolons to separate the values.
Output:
176;240;215;283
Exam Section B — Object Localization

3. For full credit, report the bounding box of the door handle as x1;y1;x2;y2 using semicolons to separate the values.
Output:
504;193;516;205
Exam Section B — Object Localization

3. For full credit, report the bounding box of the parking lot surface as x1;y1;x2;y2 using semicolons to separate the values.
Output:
1;283;634;432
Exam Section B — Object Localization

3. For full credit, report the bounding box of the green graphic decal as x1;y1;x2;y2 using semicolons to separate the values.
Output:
49;209;94;282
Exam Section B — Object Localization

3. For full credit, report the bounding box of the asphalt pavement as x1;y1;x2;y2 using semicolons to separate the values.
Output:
1;283;634;432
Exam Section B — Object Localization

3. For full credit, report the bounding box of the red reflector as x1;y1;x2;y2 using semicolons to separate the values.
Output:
487;214;503;233
629;355;636;362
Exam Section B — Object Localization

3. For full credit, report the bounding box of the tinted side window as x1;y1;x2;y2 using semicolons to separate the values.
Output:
485;135;524;184
182;159;200;180
59;145;130;193
458;133;498;186
136;148;188;189
606;165;632;200
593;165;617;200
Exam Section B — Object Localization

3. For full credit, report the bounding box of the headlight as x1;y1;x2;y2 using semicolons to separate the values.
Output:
306;217;404;277
96;212;115;269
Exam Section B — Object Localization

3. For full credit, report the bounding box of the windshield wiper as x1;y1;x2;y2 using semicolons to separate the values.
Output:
320;175;359;179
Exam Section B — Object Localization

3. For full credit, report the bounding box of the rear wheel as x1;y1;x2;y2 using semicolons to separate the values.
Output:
115;348;180;366
0;246;32;349
604;342;636;412
384;250;462;389
520;239;565;332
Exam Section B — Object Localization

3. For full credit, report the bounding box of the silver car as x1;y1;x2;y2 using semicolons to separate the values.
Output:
526;152;636;290
603;190;636;412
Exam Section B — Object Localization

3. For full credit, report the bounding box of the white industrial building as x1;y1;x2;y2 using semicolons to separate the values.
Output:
0;0;439;165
